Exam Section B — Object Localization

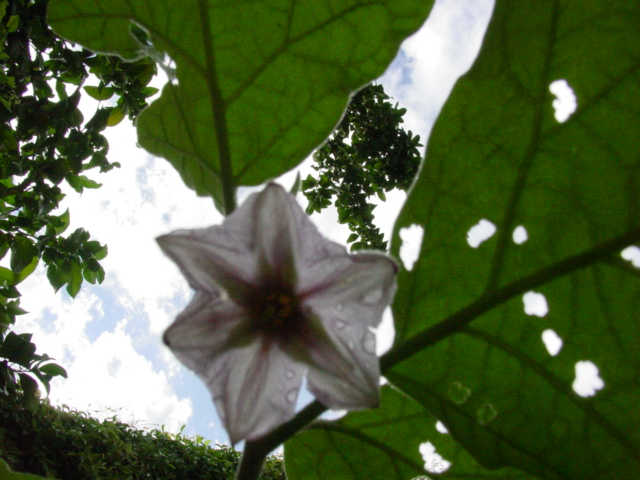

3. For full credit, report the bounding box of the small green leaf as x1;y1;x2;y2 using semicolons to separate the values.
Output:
51;209;71;235
0;266;14;285
93;245;108;261
83;85;115;100
65;260;83;298
289;172;301;196
13;256;38;285
46;264;68;292
0;331;35;366
39;363;68;378
6;15;19;33
106;105;125;126
55;79;68;99
67;174;102;193
82;266;97;284
10;237;38;274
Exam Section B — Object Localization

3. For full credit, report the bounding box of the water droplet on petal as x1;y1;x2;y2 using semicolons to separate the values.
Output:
285;370;295;379
286;388;298;404
347;339;355;350
336;303;344;311
335;320;346;330
362;331;376;354
477;403;498;425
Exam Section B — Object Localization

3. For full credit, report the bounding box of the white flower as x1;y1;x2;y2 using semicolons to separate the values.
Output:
157;183;397;443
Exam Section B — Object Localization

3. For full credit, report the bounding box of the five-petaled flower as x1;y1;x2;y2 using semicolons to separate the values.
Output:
157;183;397;444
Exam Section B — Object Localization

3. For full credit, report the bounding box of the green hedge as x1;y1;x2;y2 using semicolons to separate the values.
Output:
0;394;285;480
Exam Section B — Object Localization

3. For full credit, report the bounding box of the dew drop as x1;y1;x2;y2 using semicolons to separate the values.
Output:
448;381;471;404
347;339;355;350
336;303;344;311
362;331;376;355
285;370;295;379
435;421;448;434
477;403;498;425
335;319;346;330
286;388;298;404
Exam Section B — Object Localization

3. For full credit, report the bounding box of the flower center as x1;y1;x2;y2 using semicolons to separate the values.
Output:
258;292;297;331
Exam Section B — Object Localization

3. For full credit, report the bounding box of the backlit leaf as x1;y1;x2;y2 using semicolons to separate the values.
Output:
388;1;640;479
285;386;536;480
48;0;434;212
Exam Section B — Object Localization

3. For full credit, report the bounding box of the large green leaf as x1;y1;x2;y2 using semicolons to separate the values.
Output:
285;386;536;480
48;0;433;212
387;1;640;479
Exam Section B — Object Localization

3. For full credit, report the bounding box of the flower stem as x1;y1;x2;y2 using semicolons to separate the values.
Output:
236;401;327;480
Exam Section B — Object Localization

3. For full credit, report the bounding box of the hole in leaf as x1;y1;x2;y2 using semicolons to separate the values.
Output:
435;421;448;434
399;224;424;271
621;246;640;268
523;291;548;317
573;360;605;397
542;329;563;356
512;225;528;244
448;381;471;404
375;307;395;356
419;442;451;474
466;219;496;248
549;79;577;123
322;409;347;421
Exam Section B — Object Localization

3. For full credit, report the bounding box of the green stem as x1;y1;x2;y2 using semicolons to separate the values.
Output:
236;402;326;480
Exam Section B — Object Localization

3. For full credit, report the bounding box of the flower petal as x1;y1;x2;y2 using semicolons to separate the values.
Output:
293;312;381;409
163;292;253;366
157;228;258;303
302;252;397;328
198;339;306;444
294;253;396;408
158;183;398;443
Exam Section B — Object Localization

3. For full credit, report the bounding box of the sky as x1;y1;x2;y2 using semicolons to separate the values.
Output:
12;0;626;454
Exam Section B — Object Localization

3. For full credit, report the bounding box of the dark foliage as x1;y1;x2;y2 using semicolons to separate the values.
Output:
303;83;422;251
0;394;285;480
0;0;157;408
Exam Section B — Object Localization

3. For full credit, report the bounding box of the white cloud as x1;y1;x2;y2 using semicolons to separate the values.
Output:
380;0;495;140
